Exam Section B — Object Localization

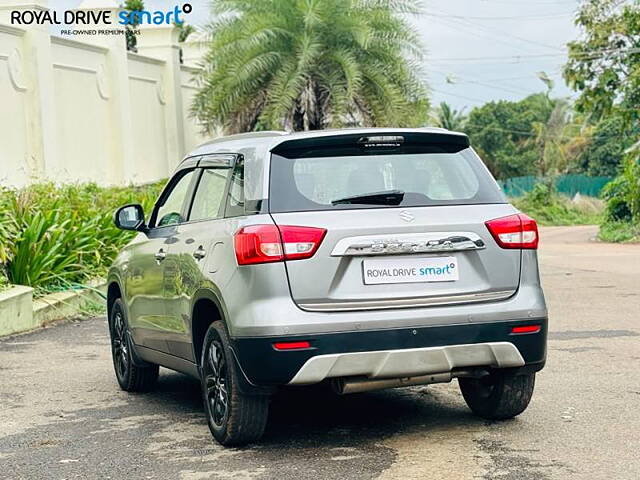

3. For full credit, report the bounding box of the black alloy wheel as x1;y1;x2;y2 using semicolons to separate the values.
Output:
111;305;129;382
204;339;229;427
201;322;269;446
108;298;158;392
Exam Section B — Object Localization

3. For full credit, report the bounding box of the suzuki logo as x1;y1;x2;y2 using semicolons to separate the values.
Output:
399;210;415;222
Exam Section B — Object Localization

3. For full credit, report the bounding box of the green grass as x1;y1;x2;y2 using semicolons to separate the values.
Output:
76;296;108;317
0;181;165;293
511;184;604;226
511;184;639;243
598;220;640;243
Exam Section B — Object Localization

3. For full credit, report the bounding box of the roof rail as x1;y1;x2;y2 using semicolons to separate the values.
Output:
197;131;288;148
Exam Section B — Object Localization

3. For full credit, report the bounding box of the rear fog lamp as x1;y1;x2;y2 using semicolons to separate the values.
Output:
510;325;541;334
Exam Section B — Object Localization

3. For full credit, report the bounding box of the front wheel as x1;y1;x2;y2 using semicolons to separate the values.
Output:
459;371;535;420
201;322;269;446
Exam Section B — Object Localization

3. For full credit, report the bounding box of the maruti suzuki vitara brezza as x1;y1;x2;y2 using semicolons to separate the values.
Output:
108;128;548;446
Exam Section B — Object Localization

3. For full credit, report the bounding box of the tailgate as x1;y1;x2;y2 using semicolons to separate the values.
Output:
271;204;520;311
267;131;518;312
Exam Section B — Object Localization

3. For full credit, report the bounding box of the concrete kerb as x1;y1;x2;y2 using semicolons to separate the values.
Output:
0;280;106;337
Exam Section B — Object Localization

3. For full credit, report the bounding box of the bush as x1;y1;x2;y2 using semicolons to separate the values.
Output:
512;183;603;226
0;181;165;292
598;154;640;243
601;176;633;221
599;220;640;243
601;155;639;222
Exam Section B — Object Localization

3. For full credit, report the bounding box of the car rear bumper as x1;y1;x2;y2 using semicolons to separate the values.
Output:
287;342;525;384
231;318;547;386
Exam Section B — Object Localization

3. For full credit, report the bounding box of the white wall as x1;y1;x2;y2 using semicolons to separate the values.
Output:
0;25;30;187
180;65;208;154
50;37;114;183
127;53;170;184
0;8;208;188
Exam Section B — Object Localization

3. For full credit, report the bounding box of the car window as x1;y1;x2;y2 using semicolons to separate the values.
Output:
269;149;504;213
189;169;229;221
225;160;245;217
155;170;195;227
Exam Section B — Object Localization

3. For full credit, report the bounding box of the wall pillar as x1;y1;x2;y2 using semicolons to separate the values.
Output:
0;0;57;183
181;31;207;68
137;25;186;172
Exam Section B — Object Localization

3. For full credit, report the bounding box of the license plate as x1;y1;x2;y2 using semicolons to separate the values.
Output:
363;256;458;285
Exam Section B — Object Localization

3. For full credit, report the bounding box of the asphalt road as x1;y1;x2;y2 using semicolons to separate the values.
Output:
1;226;639;480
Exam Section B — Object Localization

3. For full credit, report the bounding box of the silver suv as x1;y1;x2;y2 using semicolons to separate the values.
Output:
108;128;547;446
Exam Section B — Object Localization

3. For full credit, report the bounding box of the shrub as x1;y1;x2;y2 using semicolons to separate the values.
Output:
601;176;633;222
0;272;8;291
0;181;165;292
599;220;640;243
602;156;640;221
512;183;603;226
598;154;640;243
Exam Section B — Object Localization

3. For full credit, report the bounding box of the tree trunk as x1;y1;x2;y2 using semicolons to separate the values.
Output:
292;103;305;131
308;82;328;130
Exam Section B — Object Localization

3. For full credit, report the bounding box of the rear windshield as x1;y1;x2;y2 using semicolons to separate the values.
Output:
269;148;505;213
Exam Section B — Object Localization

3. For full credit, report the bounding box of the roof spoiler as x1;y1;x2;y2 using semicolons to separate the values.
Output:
271;131;470;158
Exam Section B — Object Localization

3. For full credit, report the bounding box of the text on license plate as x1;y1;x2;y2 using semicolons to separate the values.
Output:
363;256;459;285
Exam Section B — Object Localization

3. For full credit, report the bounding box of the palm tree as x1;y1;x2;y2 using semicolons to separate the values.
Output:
530;99;592;178
122;0;144;52
192;0;429;134
432;102;466;131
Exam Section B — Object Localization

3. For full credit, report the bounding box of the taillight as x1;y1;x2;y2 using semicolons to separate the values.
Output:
485;214;539;249
234;225;326;265
234;225;283;265
278;225;327;260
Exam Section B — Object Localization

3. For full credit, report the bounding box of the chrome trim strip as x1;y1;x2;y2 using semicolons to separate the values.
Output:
298;289;515;312
288;342;525;385
330;231;486;257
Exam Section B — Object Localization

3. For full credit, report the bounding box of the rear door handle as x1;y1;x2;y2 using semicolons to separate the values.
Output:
154;249;166;262
193;246;206;260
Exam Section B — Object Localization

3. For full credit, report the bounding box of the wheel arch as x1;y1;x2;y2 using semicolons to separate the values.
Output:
190;288;273;395
107;280;123;320
191;288;229;367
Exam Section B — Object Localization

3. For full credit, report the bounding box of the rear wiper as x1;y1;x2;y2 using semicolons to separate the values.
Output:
331;189;405;206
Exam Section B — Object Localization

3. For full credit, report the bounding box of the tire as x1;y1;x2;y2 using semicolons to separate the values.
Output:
109;298;159;392
459;371;535;420
201;321;269;446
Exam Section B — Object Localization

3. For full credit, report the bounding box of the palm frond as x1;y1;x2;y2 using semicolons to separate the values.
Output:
192;0;429;132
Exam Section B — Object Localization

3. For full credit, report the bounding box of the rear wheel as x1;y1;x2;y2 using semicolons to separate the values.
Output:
459;371;535;420
109;298;158;392
201;322;269;446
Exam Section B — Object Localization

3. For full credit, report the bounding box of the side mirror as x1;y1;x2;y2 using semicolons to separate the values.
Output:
114;204;146;232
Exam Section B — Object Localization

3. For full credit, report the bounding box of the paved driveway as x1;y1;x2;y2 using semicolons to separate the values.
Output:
1;226;639;479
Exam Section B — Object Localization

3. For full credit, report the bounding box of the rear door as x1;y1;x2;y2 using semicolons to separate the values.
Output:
268;133;520;312
162;155;235;361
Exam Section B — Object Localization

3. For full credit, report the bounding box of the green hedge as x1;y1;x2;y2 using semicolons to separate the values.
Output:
0;181;165;292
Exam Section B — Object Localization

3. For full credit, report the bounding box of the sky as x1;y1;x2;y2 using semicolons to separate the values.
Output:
416;0;582;110
52;0;584;110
